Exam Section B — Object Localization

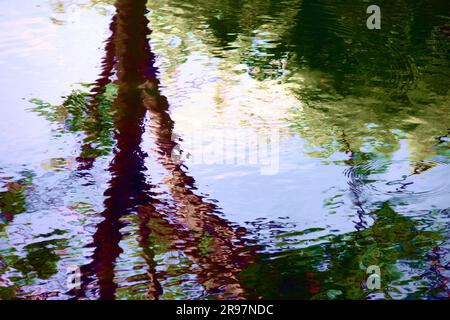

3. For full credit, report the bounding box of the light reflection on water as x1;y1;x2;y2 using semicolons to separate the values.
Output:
0;0;449;299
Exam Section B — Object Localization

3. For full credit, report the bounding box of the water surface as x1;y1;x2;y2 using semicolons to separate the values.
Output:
0;0;449;300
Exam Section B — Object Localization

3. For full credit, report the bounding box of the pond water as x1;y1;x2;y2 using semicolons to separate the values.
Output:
0;0;449;300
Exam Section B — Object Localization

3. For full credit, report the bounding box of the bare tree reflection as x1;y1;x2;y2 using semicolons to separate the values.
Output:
77;0;254;300
76;16;117;172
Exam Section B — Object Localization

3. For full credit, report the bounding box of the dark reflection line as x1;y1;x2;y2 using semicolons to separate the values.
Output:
77;0;154;300
341;131;368;231
75;0;255;300
143;86;255;298
427;245;450;297
136;4;256;298
136;205;163;299
76;16;117;172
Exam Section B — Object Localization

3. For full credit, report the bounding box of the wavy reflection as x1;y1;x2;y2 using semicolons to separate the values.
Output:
75;0;254;300
142;54;255;300
4;0;449;300
77;0;151;300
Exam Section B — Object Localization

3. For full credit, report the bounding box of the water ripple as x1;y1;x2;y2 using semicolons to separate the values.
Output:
346;159;450;203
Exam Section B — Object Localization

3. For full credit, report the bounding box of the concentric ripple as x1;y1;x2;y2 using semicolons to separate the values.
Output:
345;159;450;203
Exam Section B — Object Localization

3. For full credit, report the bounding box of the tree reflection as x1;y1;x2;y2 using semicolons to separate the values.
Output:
61;0;256;300
141;0;450;163
239;202;448;299
0;172;70;300
28;0;450;300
